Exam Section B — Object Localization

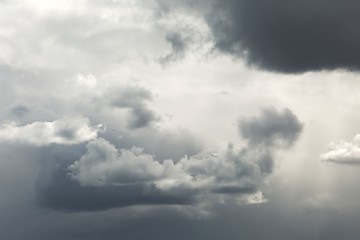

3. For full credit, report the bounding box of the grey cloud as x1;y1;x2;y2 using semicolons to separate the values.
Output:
127;107;158;129
37;174;194;212
160;32;188;63
206;0;360;73
239;107;303;148
165;0;360;73
5;198;360;240
110;86;152;109
110;86;158;129
36;140;264;212
0;102;57;124
35;144;195;212
1;141;357;240
101;125;202;162
211;186;257;195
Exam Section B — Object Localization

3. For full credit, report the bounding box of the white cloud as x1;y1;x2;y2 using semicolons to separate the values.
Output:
68;137;270;201
321;134;360;164
69;138;203;189
69;138;168;187
0;117;102;146
74;73;97;88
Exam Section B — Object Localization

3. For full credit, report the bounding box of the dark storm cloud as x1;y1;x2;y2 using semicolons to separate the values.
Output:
210;0;360;72
178;0;360;73
37;167;194;212
3;142;344;240
239;107;303;147
211;185;257;195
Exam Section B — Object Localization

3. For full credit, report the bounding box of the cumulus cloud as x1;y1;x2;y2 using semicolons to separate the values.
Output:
69;139;257;192
0;117;102;146
321;134;360;164
35;108;303;212
69;138;169;187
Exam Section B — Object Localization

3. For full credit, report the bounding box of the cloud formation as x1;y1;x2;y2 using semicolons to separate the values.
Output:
321;134;360;164
0;117;101;146
170;0;360;73
36;108;302;212
239;107;303;147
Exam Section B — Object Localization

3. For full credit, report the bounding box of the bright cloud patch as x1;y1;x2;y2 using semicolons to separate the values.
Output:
0;117;102;146
69;138;256;192
321;134;360;164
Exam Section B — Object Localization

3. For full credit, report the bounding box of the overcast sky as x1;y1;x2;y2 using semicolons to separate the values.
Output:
1;1;360;239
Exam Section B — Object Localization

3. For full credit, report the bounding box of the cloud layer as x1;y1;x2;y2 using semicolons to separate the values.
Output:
208;0;360;72
159;0;360;73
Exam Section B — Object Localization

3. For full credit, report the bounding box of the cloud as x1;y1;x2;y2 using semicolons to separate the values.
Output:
321;134;360;164
109;85;158;129
0;117;102;146
35;143;196;212
35;108;303;212
69;138;169;187
36;139;262;211
69;139;257;191
169;0;360;73
0;102;57;124
156;5;214;64
239;107;303;148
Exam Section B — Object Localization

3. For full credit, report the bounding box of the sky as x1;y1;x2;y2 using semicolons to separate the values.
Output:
1;0;360;239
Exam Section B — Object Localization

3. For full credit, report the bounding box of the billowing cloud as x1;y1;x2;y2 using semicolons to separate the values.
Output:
69;138;169;187
36;108;302;212
321;134;360;164
0;117;102;146
2;1;357;239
